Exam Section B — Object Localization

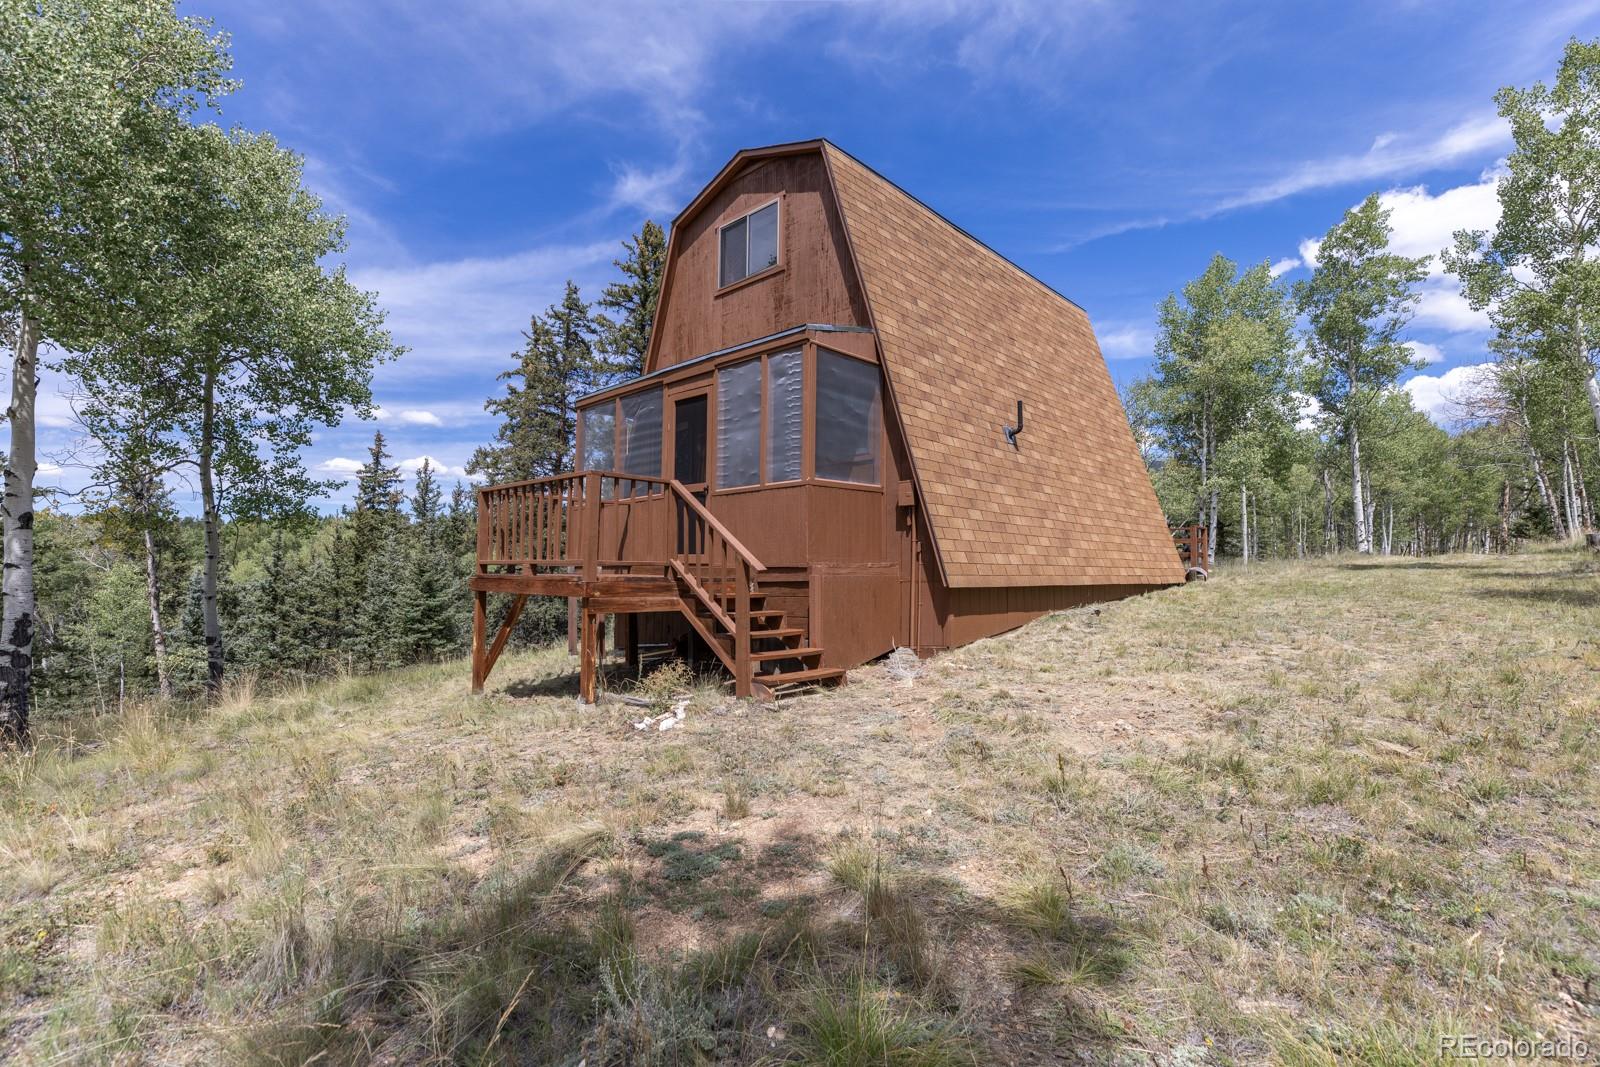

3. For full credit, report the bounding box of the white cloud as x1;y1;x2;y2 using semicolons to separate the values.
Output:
1295;237;1323;270
1378;174;1502;261
352;241;617;382
1096;323;1153;359
1289;175;1502;334
1219;113;1509;212
1292;391;1322;431
1404;362;1495;424
1413;278;1490;332
609;155;692;217
375;406;444;427
318;457;365;476
398;454;470;479
1405;340;1446;366
1269;257;1300;278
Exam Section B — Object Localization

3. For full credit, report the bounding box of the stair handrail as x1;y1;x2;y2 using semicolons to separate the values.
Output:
667;479;767;573
668;479;763;697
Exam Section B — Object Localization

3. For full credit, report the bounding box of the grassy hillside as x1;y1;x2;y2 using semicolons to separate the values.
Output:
3;549;1599;1064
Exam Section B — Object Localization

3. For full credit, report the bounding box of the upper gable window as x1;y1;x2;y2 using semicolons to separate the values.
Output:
718;200;779;288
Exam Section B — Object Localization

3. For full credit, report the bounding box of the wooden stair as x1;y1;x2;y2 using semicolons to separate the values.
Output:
674;574;846;695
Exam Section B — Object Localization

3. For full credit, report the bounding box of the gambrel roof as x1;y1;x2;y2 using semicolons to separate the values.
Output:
656;140;1185;590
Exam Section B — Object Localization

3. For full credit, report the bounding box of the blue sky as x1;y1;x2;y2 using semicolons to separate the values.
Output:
31;0;1600;510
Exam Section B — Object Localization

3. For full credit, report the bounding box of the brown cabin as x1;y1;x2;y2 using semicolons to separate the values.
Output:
470;140;1185;701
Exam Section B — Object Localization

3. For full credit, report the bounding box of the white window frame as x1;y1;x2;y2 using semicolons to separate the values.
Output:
716;197;782;289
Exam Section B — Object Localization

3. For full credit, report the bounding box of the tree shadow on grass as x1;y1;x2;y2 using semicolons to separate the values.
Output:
1336;560;1466;571
500;672;580;698
1473;585;1600;608
498;660;647;699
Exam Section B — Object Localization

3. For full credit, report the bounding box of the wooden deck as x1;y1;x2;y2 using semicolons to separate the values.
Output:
470;471;845;701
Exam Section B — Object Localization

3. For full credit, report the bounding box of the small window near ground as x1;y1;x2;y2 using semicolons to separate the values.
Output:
617;388;662;493
717;359;761;488
815;349;880;484
766;349;803;482
718;200;779;287
581;404;615;472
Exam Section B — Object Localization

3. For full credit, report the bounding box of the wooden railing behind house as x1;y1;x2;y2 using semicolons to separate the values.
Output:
1174;523;1210;576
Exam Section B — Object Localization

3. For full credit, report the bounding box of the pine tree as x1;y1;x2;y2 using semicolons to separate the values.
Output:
411;459;442;544
446;481;475;558
324;522;363;662
356;528;407;669
468;281;598;483
594;221;667;381
394;461;459;662
352;430;404;565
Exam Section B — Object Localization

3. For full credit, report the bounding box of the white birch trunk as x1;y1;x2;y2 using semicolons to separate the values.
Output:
1574;306;1600;453
143;525;171;701
1;305;39;743
1563;443;1580;540
1524;426;1566;540
1322;468;1335;554
1240;483;1248;565
1203;402;1217;568
1571;439;1592;533
200;373;224;696
1350;423;1371;553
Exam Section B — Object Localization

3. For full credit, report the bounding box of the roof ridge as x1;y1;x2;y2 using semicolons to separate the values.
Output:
819;140;1085;315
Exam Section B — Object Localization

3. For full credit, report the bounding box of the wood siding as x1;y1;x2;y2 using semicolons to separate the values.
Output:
651;153;870;368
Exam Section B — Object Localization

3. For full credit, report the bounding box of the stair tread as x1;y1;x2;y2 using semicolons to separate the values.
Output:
758;666;847;685
751;646;823;661
692;603;781;618
750;627;803;639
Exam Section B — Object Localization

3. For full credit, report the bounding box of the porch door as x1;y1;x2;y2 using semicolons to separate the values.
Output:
673;393;708;554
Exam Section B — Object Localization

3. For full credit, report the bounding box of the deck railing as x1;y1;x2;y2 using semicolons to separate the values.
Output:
476;470;671;577
476;470;767;694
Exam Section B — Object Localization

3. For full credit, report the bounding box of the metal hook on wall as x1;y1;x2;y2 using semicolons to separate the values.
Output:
1004;399;1024;449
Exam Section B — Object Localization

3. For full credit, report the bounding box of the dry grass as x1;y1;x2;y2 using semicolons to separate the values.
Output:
3;548;1600;1063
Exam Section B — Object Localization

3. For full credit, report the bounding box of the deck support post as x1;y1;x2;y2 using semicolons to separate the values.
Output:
472;592;528;695
623;614;639;674
470;589;488;694
733;566;751;698
579;605;606;705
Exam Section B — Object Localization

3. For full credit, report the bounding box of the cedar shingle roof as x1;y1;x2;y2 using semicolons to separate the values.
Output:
820;143;1184;589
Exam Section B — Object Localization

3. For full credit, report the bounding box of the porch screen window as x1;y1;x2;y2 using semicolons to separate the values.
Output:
617;388;662;493
580;404;615;472
815;349;881;484
718;201;779;287
766;349;803;482
716;359;761;488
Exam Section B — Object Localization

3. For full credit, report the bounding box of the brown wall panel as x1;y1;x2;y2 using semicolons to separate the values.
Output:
804;484;889;566
706;485;809;568
916;578;1166;652
655;155;870;366
809;564;899;669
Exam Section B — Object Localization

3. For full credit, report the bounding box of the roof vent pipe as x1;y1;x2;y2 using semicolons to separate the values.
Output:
1004;400;1024;449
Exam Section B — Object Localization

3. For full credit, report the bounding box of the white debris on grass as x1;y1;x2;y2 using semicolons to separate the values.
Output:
884;646;922;682
633;694;691;732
